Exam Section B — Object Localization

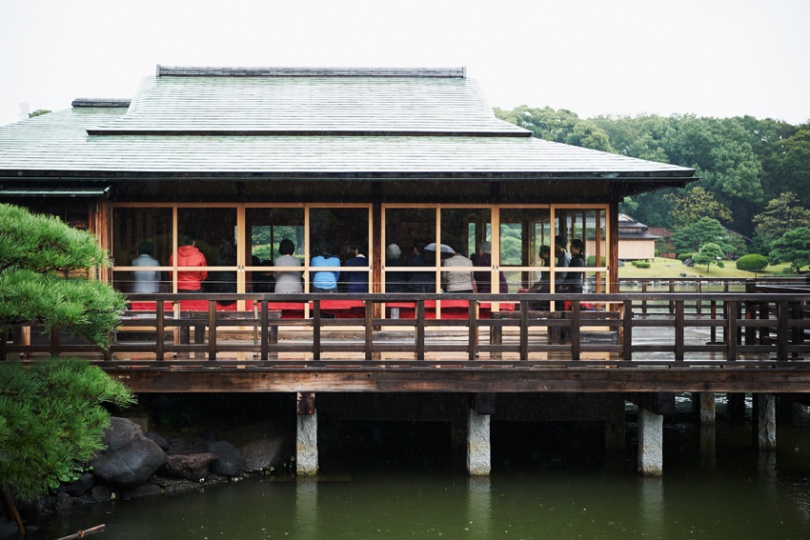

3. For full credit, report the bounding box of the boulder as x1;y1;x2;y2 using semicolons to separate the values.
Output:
64;472;95;497
164;452;219;481
241;437;287;472
206;441;246;477
146;431;170;451
91;418;167;487
103;416;144;450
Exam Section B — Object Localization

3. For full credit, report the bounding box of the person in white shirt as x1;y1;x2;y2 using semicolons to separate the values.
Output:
274;238;303;293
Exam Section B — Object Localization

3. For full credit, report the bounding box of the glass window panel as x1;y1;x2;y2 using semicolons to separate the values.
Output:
384;207;437;292
176;208;237;293
246;208;305;293
440;208;494;294
112;207;172;293
309;207;369;293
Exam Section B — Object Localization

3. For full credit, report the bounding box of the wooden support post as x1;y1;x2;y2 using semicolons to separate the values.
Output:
699;392;716;425
296;392;318;476
638;407;663;476
754;393;776;451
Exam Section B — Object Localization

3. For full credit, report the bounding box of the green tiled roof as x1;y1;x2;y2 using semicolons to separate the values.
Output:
0;67;696;183
90;67;527;136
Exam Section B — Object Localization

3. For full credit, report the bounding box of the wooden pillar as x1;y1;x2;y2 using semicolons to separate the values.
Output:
727;392;747;423
638;408;663;476
296;392;318;476
754;393;776;451
699;392;716;425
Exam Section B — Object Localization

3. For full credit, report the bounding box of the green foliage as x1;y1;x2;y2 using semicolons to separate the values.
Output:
586;255;606;267
769;227;810;273
664;186;732;228
752;192;810;254
692;243;725;272
28;109;51;118
677;253;694;262
0;204;127;347
672;217;732;255
494;106;613;151
0;359;135;500
631;261;651;269
735;254;769;272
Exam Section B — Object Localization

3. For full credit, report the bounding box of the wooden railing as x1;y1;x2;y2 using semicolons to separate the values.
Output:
3;291;809;368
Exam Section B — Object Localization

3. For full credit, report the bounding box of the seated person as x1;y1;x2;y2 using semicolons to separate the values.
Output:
473;241;508;293
344;241;369;293
311;242;340;293
528;245;551;310
274;239;303;293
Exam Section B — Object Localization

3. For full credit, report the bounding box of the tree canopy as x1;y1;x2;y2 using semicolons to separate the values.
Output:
497;106;810;243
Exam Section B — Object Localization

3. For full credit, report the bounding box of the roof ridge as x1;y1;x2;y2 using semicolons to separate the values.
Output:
156;65;466;78
72;98;131;108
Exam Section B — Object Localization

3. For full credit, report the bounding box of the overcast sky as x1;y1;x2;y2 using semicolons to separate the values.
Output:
1;0;809;127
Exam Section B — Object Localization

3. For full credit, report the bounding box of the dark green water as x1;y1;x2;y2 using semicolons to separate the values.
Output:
33;418;810;540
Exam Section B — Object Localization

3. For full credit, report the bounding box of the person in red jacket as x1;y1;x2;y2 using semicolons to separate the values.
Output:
170;232;208;292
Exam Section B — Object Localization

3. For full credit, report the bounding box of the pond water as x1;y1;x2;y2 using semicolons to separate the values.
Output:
32;413;810;540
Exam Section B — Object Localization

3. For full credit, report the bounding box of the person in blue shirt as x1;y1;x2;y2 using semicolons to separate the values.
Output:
310;242;340;293
344;241;369;293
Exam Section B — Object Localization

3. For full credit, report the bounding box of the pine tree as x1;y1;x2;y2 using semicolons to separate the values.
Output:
0;204;134;534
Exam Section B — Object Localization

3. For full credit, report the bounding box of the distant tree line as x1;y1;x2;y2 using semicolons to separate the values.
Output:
495;106;810;271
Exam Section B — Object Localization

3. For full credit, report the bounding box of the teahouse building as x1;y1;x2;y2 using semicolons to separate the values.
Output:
0;66;695;301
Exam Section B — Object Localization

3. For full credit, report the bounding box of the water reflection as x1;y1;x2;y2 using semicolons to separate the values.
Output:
466;477;491;540
32;421;810;540
639;477;663;538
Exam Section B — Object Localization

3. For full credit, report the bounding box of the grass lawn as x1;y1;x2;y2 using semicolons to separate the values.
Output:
617;257;793;279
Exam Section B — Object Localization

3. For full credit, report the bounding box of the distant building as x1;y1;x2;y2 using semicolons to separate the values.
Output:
617;214;659;261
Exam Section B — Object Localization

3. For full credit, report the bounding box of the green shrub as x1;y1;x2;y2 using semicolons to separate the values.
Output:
586;255;606;266
677;253;693;262
736;254;769;272
632;261;651;269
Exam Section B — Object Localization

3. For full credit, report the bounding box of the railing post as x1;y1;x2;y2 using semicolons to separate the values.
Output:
696;281;703;315
208;301;217;361
726;300;737;361
623;300;633;361
156;301;165;361
365;300;373;361
50;327;59;358
312;300;321;361
641;281;648;315
777;301;789;361
519;300;529;361
675;300;685;362
260;299;269;361
468;300;478;361
415;300;425;360
668;281;675;315
570;301;581;361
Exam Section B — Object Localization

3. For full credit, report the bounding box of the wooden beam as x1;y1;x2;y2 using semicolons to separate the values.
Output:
104;367;810;394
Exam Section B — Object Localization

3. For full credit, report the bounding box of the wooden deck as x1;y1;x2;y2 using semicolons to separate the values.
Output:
4;288;810;394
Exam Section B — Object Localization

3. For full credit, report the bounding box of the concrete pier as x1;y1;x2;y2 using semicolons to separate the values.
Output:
638;408;663;476
467;408;491;475
297;411;319;476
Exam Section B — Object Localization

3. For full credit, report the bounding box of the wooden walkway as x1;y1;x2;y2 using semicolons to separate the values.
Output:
4;288;810;395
